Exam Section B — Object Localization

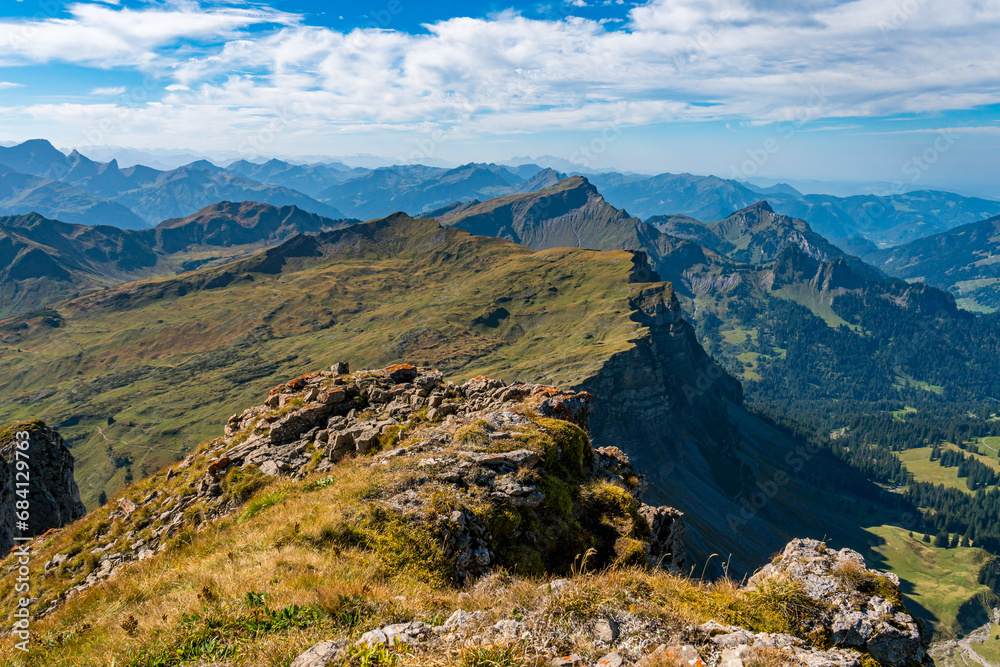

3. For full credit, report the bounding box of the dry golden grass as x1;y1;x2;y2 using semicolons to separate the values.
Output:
0;406;826;667
741;646;806;667
0;478;826;667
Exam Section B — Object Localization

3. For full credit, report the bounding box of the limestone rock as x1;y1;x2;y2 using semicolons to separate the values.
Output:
719;643;862;667
593;617;620;643
639;504;686;572
748;538;929;666
596;653;623;667
443;609;484;630
1;421;86;553
360;621;433;646
289;639;348;667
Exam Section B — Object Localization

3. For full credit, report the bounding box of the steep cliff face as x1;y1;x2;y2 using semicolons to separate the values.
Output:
579;283;756;571
580;271;881;576
582;283;744;499
0;420;86;553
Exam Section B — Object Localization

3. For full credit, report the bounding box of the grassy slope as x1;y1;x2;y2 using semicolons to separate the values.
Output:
974;626;1000;663
0;217;653;507
0;370;845;667
899;443;1000;494
888;442;1000;638
863;525;996;638
899;447;971;493
770;283;855;329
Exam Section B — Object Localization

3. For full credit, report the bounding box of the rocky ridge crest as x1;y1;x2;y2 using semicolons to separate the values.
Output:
24;363;685;618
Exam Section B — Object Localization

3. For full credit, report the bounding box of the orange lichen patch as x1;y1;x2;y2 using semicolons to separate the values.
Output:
207;456;231;477
118;498;136;515
280;372;322;392
656;646;707;667
319;388;346;404
524;388;593;429
385;363;418;383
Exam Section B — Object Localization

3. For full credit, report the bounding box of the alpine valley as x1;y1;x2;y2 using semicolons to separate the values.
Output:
3;142;1000;667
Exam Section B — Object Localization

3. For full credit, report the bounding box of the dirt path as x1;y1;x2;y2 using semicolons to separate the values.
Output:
931;612;1000;667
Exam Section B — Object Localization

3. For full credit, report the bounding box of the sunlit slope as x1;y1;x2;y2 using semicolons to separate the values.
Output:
0;214;656;506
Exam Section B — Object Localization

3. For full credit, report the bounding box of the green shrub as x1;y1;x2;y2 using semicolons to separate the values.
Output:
223;465;271;503
237;491;285;524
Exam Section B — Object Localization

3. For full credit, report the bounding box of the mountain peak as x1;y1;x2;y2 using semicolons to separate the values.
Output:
0;211;55;227
17;138;59;151
747;200;774;213
186;159;221;172
0;139;70;176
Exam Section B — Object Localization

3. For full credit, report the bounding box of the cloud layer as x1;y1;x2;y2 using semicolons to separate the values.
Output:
1;0;998;155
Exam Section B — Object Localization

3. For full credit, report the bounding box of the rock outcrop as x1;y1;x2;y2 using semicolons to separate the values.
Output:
0;420;86;553
220;364;686;579
28;363;685;616
290;538;932;667
746;539;931;666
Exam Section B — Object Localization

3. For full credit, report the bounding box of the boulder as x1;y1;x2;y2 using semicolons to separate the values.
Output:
289;639;348;667
385;364;418;384
360;621;433;646
748;539;929;666
1;421;86;553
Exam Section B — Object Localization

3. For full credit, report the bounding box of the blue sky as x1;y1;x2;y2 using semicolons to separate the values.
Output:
0;0;998;192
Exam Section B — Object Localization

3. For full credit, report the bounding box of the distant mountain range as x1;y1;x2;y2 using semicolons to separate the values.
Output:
0;201;350;317
315;163;562;220
3;140;999;252
863;214;1000;312
0;140;345;228
588;172;1000;247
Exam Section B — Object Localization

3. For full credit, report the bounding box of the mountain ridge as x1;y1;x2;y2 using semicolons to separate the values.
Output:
0;201;353;317
0;211;912;579
0;140;344;227
866;214;1000;312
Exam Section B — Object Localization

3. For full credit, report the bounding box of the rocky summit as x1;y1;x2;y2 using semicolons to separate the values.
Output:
215;362;687;580
1;421;86;553
0;363;933;666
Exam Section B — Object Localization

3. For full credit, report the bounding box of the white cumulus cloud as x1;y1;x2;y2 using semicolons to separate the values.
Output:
3;0;1000;153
